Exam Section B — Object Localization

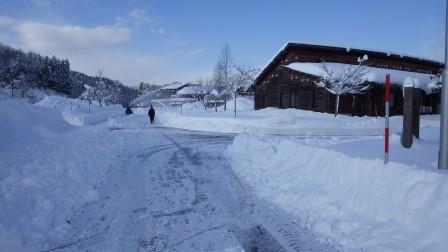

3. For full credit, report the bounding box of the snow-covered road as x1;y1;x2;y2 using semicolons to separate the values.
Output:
42;126;335;252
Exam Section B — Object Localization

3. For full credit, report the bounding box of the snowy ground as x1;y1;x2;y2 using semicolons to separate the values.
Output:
1;95;447;252
156;97;440;136
1;97;335;251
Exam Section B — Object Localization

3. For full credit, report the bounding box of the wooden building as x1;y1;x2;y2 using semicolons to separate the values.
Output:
253;43;443;116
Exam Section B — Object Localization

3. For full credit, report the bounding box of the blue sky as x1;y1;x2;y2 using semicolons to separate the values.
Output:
0;0;445;86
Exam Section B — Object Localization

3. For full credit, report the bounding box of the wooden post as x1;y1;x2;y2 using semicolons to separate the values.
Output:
401;84;414;148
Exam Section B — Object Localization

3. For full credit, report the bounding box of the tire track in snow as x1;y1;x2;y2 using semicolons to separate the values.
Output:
157;129;290;251
41;136;178;252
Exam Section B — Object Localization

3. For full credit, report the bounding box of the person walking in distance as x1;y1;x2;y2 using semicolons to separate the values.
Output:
148;105;155;124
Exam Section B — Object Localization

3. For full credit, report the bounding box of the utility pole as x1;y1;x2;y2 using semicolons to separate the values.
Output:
439;0;448;169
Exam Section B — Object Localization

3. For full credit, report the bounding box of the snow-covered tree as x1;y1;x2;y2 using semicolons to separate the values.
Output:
94;70;107;106
429;73;442;93
317;55;370;117
193;78;214;110
0;43;140;103
230;64;258;117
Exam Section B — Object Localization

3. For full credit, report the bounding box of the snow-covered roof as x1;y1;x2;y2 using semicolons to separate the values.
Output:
160;82;187;90
282;41;441;63
255;42;443;86
176;85;201;95
284;62;437;93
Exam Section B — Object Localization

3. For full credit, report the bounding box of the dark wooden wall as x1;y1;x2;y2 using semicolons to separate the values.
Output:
253;43;442;116
254;66;438;116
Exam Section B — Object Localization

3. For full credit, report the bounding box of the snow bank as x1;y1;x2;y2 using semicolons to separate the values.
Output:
0;99;73;152
36;96;125;126
182;101;207;111
226;133;448;252
224;96;255;111
0;99;124;251
158;96;438;135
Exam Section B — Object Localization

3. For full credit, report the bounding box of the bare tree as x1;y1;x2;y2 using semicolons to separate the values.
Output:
213;44;233;111
317;56;370;117
230;65;258;117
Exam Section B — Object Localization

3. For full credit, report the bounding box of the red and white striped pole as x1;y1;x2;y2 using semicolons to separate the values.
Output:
384;74;391;164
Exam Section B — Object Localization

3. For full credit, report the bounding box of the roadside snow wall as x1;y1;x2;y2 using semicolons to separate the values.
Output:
226;133;448;252
36;96;124;126
0;99;72;152
0;99;123;251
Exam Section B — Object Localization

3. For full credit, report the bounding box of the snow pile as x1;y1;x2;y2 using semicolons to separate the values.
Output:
226;133;448;252
0;99;124;251
285;62;435;93
157;96;438;135
224;96;254;111
0;87;10;101
36;95;125;126
0;99;73;152
182;101;207;111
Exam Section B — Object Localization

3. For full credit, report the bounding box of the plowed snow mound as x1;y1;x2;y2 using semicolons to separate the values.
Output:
0;99;73;152
226;133;448;252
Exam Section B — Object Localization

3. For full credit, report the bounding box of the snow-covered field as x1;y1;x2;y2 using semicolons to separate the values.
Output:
156;97;439;136
1;95;446;252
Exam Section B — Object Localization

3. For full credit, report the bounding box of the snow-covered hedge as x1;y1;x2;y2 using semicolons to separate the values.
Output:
226;133;448;251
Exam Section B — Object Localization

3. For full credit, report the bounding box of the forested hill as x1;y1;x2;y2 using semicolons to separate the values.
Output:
70;70;140;105
0;43;139;105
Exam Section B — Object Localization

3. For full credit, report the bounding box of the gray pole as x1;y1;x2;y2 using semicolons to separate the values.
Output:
439;0;448;169
401;84;414;148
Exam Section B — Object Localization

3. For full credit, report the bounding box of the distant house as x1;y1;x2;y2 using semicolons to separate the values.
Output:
176;84;202;98
160;82;192;96
253;43;443;116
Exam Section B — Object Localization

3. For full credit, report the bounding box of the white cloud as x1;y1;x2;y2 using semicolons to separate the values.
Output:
0;16;163;85
31;0;52;7
14;21;130;52
128;9;165;35
68;51;160;86
418;32;444;61
150;27;165;35
130;9;153;24
0;15;203;85
188;48;205;57
0;16;16;27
